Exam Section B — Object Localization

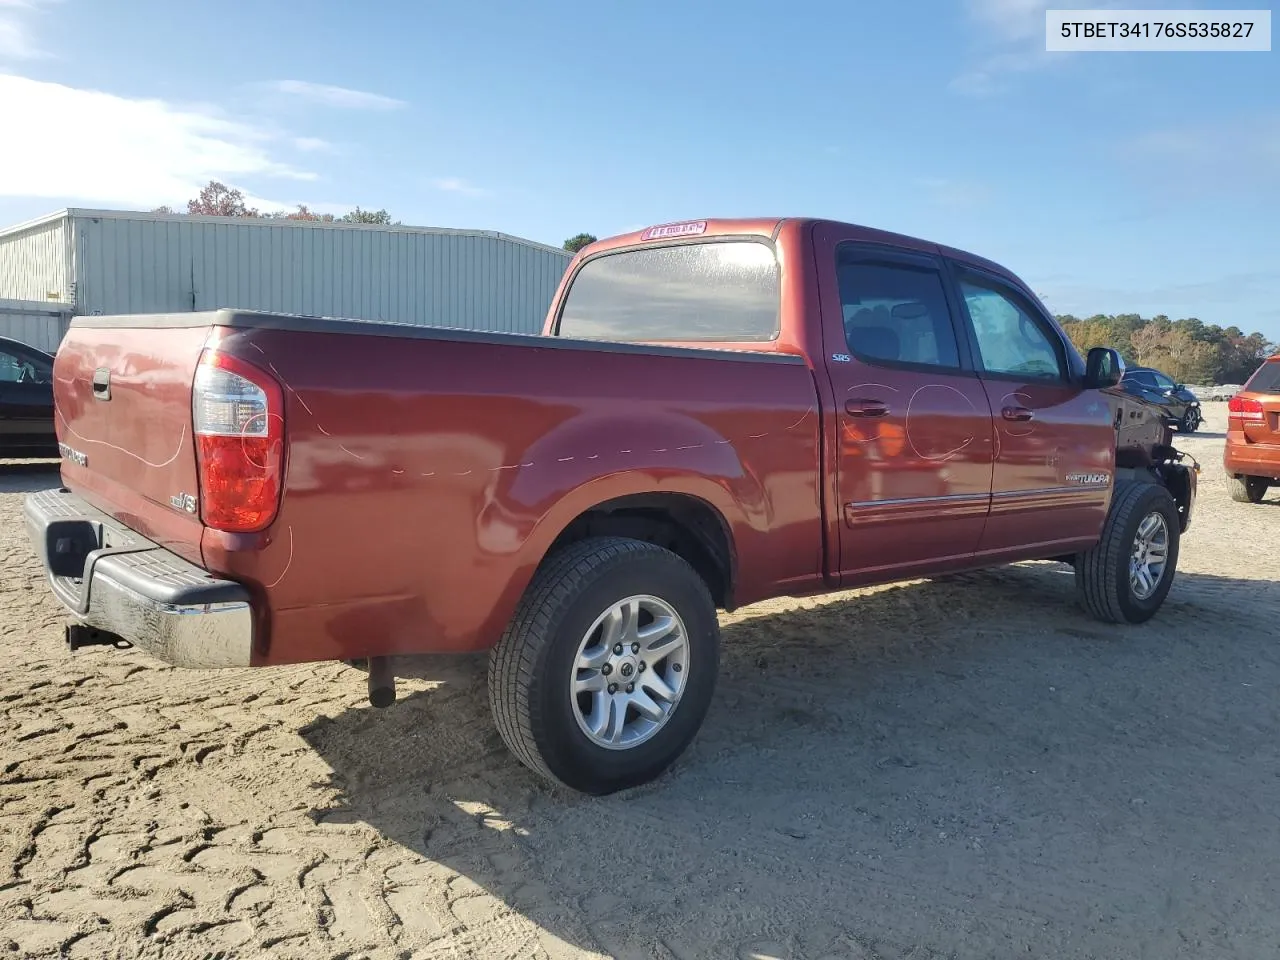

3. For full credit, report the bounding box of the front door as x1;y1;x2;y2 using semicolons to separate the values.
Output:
814;230;996;584
948;264;1116;558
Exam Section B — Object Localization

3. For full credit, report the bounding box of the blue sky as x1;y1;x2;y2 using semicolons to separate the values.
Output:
1;0;1277;339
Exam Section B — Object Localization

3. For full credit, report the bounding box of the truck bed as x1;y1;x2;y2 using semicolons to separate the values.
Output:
52;310;825;665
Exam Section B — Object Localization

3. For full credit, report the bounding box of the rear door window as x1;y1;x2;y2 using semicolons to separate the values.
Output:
835;258;962;370
557;240;779;342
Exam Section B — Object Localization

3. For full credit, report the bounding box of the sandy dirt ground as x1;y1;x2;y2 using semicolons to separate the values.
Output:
2;404;1279;960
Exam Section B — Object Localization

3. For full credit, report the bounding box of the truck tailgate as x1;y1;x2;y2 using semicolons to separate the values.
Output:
53;322;210;561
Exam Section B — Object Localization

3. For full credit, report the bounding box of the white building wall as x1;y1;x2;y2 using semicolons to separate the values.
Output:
67;210;571;334
0;214;72;305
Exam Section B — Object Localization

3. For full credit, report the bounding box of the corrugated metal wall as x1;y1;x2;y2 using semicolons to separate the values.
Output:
0;216;71;305
0;299;73;353
70;213;571;334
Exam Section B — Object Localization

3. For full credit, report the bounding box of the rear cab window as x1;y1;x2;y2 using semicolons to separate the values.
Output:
556;240;779;342
1245;359;1280;394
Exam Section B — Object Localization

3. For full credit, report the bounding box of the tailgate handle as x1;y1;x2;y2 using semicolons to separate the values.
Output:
91;367;111;401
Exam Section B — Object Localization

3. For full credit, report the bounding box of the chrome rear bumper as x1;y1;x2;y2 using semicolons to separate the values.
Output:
23;487;254;668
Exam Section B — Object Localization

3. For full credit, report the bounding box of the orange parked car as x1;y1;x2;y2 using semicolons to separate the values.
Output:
1225;354;1280;503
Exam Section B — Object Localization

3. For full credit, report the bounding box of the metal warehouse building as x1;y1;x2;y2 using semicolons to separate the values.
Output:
0;208;572;353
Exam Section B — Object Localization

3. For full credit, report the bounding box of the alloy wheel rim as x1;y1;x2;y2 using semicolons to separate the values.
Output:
1129;511;1170;600
570;595;689;750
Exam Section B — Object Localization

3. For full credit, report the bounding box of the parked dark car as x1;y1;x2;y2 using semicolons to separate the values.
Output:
1119;366;1202;432
0;335;57;458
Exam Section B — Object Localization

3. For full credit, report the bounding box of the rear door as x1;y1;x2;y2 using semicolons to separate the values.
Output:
947;262;1115;557
813;227;996;583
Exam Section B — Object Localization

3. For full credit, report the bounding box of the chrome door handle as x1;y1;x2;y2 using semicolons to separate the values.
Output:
846;399;889;418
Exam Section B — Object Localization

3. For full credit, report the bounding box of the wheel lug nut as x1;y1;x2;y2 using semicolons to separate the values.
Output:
638;662;646;672
613;644;623;655
608;683;618;694
672;663;682;673
631;642;640;653
602;664;612;675
626;684;634;693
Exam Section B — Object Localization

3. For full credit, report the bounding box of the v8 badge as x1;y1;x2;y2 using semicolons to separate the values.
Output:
169;492;197;514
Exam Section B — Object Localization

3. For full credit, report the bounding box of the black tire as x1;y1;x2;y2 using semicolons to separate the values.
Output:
1179;409;1201;432
1229;475;1269;504
1074;480;1180;624
488;536;720;795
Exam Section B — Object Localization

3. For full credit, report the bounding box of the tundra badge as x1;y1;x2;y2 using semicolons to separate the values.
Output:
58;443;88;467
1065;472;1109;485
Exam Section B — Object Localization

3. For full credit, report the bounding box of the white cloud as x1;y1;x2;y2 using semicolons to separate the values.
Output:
917;177;993;210
1037;271;1280;321
0;74;318;209
0;0;56;60
268;79;406;111
431;177;490;198
1117;115;1280;201
292;136;332;153
952;0;1132;94
964;0;1054;42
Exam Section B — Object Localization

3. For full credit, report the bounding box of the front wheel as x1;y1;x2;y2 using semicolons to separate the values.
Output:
1180;408;1201;432
1074;481;1180;624
488;537;720;795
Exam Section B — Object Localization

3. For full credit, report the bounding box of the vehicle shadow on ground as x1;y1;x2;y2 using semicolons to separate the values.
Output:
0;462;60;493
301;564;1280;958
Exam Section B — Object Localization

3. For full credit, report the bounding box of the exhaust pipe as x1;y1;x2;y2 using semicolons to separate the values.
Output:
367;655;396;708
66;623;131;652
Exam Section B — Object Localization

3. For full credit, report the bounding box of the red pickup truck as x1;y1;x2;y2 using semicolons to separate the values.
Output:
26;217;1197;794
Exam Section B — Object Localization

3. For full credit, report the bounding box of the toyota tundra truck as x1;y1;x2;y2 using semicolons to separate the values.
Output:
25;217;1197;794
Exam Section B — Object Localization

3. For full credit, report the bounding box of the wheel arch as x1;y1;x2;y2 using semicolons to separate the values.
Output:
542;488;738;611
1115;457;1197;534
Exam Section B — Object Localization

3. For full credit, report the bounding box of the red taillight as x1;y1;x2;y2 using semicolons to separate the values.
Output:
192;350;284;533
1227;395;1264;423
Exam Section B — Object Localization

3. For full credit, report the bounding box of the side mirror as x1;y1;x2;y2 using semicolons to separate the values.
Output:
1084;347;1123;389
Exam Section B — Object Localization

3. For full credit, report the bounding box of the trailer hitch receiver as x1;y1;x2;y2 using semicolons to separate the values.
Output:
66;623;132;652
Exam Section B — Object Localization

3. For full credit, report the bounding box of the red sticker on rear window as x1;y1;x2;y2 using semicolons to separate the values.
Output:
640;221;708;241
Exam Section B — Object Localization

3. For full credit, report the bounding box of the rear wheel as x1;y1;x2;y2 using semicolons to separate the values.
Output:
488;537;720;795
1075;481;1180;624
1229;475;1269;504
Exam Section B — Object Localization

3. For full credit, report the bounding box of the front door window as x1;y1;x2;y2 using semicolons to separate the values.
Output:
958;280;1066;382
